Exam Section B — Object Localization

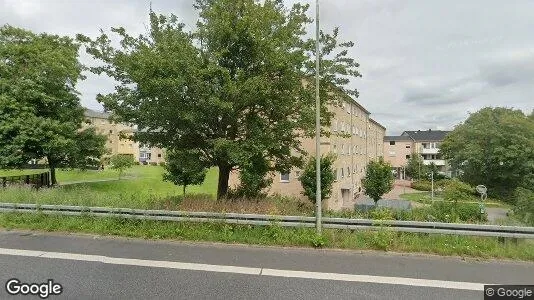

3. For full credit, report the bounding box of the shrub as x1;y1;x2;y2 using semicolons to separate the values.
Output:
513;187;534;226
159;162;166;167
428;201;486;223
149;162;158;166
411;180;431;191
443;179;476;203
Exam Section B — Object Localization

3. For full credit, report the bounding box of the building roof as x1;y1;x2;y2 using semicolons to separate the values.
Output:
401;130;451;141
369;118;386;130
383;135;414;142
84;108;110;119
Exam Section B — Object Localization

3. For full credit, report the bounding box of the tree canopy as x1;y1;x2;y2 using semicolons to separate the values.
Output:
0;25;106;184
78;0;361;199
163;150;208;196
440;107;534;199
299;153;336;204
363;157;394;204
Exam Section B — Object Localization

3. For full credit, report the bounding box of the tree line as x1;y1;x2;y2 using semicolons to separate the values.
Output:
0;0;361;197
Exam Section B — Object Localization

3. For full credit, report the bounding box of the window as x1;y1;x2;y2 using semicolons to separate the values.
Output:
353;165;357;174
406;155;410;159
341;168;344;178
280;173;290;182
347;167;351;177
333;144;337;154
389;151;396;157
109;130;113;134
390;141;396;145
158;154;162;158
341;145;345;155
406;145;411;148
347;104;351;114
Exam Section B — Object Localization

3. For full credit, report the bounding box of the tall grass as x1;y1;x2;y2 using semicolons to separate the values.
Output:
1;212;532;261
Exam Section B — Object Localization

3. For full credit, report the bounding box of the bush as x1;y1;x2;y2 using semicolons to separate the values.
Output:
513;187;534;226
411;180;432;191
443;179;476;203
149;162;158;166
159;162;166;167
427;201;486;223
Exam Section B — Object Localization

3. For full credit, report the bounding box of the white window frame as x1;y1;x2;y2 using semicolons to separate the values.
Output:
280;173;290;183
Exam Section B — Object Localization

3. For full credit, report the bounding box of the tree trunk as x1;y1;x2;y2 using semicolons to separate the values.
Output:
217;165;231;200
48;157;57;186
183;185;186;197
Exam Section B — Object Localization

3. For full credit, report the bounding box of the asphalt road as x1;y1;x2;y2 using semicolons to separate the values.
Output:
0;230;532;299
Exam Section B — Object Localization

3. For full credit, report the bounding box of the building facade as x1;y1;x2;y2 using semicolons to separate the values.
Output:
383;129;451;178
229;97;386;211
83;109;165;164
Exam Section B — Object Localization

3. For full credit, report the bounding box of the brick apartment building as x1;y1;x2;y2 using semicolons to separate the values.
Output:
229;96;386;211
383;129;451;178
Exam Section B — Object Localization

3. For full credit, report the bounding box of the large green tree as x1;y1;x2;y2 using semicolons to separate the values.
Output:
440;107;534;199
78;0;361;199
0;25;106;184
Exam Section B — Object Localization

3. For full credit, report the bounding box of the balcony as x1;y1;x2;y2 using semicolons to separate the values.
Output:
420;147;439;155
423;159;446;166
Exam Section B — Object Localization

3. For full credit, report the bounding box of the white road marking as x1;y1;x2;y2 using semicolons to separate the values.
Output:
0;247;486;291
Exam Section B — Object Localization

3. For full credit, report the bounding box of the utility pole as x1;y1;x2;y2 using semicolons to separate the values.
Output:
431;171;434;202
314;0;322;234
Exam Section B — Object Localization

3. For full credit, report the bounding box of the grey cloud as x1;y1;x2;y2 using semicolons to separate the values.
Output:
478;48;534;87
2;0;534;135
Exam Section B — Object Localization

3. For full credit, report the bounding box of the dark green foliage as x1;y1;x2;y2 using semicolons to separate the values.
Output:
513;187;534;226
67;127;107;170
405;154;428;180
78;0;361;199
163;150;208;196
411;180;432;191
230;154;273;199
363;157;394;204
299;154;336;204
0;25;105;184
441;107;534;199
443;179;476;203
109;154;134;179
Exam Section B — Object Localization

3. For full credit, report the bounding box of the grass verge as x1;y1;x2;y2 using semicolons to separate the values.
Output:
1;212;532;261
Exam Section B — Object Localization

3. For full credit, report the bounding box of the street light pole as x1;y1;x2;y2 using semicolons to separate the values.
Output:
315;0;322;234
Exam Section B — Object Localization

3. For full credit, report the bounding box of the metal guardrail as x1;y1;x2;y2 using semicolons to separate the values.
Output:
0;203;533;239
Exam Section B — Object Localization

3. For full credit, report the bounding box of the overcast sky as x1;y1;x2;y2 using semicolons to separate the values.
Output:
2;0;533;135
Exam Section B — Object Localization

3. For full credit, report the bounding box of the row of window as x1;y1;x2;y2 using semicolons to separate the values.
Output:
280;165;364;183
332;120;367;138
332;144;366;156
341;102;366;118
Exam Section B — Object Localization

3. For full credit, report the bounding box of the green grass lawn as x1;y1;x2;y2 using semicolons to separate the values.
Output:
0;166;219;208
1;165;146;183
399;192;511;208
0;169;46;177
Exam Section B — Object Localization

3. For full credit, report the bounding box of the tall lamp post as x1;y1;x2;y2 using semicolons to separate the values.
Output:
315;0;322;234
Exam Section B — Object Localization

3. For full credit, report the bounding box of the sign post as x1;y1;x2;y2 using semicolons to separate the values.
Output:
476;185;487;216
